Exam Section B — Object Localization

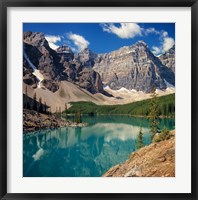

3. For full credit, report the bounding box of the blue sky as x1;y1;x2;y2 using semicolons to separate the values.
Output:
23;23;175;56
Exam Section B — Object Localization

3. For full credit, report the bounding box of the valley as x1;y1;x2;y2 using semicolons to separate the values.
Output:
23;27;175;178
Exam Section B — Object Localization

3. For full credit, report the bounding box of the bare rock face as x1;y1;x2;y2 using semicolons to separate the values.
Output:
75;48;97;68
23;31;66;92
23;31;105;94
159;45;175;73
103;133;175;177
57;45;74;62
93;41;175;92
23;32;175;95
78;68;104;94
63;61;105;94
23;59;38;88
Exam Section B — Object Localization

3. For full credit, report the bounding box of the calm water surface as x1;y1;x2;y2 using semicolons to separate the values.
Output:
23;115;175;177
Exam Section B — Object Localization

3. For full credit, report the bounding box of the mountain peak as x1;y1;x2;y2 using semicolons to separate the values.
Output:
80;47;94;54
23;31;49;50
134;40;148;48
57;45;73;53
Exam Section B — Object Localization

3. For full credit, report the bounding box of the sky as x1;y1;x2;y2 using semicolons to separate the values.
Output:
23;23;175;56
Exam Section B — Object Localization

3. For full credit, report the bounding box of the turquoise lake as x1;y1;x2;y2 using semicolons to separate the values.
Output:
23;115;175;177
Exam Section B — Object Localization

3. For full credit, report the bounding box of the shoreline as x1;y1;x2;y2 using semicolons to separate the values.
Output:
23;109;87;133
103;130;175;177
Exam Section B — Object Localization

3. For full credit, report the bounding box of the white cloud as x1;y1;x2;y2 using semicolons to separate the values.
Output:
148;29;174;56
143;27;174;55
101;23;142;39
144;28;160;35
45;35;61;50
67;32;89;51
152;46;162;55
162;31;168;37
163;37;175;52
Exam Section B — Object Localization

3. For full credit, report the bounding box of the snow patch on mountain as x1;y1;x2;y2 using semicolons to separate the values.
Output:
23;49;44;88
33;70;44;88
164;79;175;88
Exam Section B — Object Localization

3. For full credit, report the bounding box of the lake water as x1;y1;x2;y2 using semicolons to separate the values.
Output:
23;115;175;177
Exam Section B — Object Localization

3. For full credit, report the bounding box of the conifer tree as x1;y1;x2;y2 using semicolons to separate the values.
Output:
136;127;144;149
24;86;28;109
56;107;58;118
33;92;37;111
44;102;47;114
59;107;62;119
64;103;67;119
65;103;67;111
148;87;160;140
39;97;43;113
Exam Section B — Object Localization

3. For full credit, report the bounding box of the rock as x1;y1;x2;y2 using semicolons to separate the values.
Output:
23;32;106;95
75;48;97;68
23;109;88;133
23;32;175;95
93;41;175;92
159;45;175;73
23;31;66;92
103;135;175;177
57;45;74;62
78;68;104;94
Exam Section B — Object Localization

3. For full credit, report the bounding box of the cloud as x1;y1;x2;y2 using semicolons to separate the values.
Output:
162;31;168;37
67;32;89;51
45;35;61;50
148;30;174;56
101;23;142;39
144;27;160;35
163;37;175;52
152;46;162;55
142;27;174;55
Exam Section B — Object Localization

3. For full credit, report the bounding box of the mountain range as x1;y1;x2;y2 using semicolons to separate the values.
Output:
23;31;175;111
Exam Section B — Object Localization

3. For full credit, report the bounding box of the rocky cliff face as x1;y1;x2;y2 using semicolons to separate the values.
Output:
103;131;175;177
93;41;175;92
23;32;175;94
57;45;74;62
159;45;175;73
23;31;105;94
23;31;66;92
75;48;97;68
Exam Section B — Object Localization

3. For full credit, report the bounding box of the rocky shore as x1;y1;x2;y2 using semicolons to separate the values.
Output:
103;131;175;177
23;109;87;133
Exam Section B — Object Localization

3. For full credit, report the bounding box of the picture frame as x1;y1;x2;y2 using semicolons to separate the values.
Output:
0;0;198;199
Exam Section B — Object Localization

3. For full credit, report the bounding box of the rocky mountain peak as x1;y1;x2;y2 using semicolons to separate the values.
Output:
134;40;148;48
23;31;106;95
57;45;73;53
159;45;175;72
57;45;74;62
23;31;67;92
93;41;175;92
75;47;97;68
23;31;48;49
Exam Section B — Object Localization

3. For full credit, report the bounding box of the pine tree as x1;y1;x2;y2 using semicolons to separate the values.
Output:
33;92;37;111
44;102;47;114
77;110;82;123
65;103;67;111
64;103;67;120
74;112;78;123
38;97;43;113
74;110;82;123
136;127;144;149
148;87;160;140
49;106;51;116
55;107;58;118
59;107;62;119
24;86;28;109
